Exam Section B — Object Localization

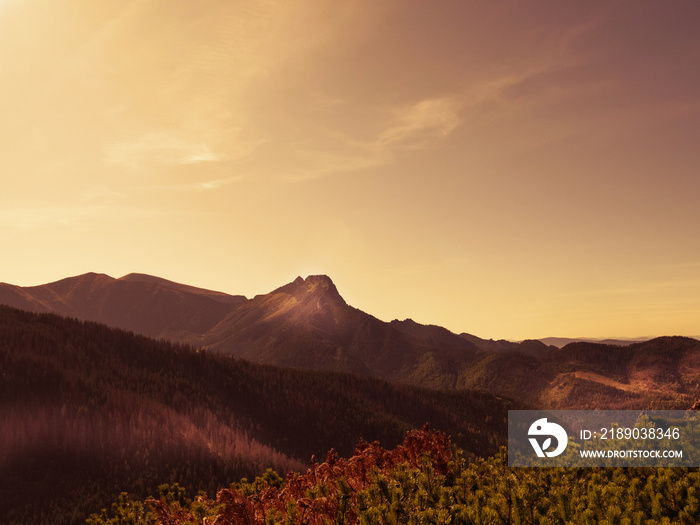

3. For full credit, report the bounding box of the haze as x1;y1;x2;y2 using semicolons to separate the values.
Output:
1;0;699;340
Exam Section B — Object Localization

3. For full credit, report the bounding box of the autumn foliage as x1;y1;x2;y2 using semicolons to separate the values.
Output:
101;424;700;525
148;425;451;525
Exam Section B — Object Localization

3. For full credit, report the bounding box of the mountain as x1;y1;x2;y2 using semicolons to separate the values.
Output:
0;305;516;525
459;332;558;358
195;275;699;408
201;275;487;388
460;337;700;409
0;273;553;389
538;336;652;348
0;272;245;341
2;272;699;409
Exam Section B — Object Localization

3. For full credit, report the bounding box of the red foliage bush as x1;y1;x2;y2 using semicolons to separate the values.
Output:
149;424;451;525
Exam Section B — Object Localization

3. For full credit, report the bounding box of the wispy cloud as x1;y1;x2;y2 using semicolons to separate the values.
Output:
198;176;245;190
278;95;463;182
377;97;462;149
102;131;227;170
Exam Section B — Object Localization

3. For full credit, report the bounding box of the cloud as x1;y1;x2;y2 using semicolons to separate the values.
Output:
377;97;462;149
102;130;230;170
278;95;463;182
198;176;245;190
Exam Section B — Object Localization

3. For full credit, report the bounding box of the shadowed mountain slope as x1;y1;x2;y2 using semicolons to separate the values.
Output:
0;305;515;525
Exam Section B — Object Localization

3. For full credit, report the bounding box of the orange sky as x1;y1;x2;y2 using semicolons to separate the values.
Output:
2;0;699;340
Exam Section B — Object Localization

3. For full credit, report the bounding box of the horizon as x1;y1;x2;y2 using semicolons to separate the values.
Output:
3;269;698;343
2;1;699;341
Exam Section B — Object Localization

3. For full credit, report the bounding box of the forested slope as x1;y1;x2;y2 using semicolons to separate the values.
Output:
0;306;515;525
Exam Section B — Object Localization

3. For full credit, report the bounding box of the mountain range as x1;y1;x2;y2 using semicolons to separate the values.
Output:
2;272;699;523
2;272;699;409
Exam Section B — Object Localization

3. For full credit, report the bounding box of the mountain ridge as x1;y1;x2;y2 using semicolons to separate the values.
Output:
537;336;655;348
1;272;698;408
0;272;246;340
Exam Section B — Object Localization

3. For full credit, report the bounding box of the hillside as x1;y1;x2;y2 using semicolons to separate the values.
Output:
455;337;700;409
0;272;245;341
0;305;515;525
2;273;699;409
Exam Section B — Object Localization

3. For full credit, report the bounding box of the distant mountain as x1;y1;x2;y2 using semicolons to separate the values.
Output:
0;305;515;525
538;336;652;348
460;332;558;358
2;272;699;409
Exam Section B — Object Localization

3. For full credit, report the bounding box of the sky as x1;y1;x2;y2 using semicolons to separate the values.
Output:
1;0;699;340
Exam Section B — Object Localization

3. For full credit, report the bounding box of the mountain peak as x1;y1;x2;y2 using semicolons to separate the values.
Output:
280;275;346;305
304;274;335;286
